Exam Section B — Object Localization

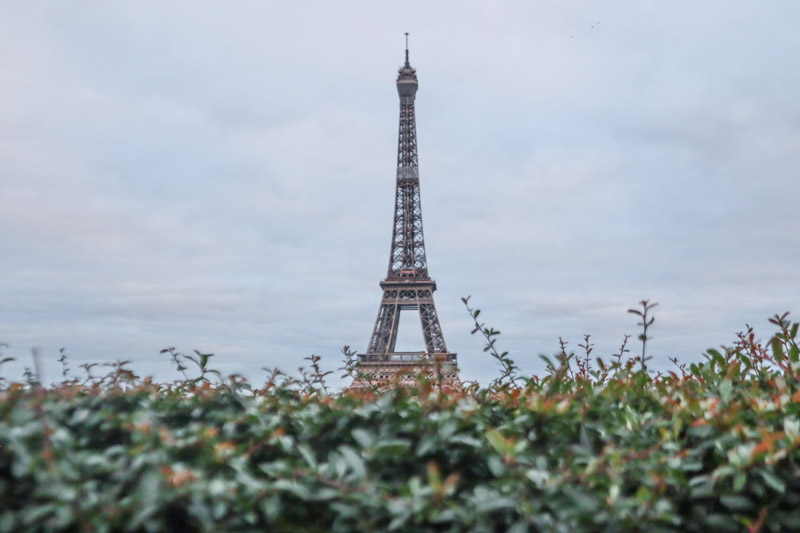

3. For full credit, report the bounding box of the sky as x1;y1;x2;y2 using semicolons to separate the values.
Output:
1;2;799;389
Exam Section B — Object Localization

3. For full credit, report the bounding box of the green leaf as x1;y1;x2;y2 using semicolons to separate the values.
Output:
485;429;511;455
351;428;374;449
704;513;739;532
772;338;785;361
374;439;411;456
758;470;785;493
448;434;482;448
719;379;732;403
508;521;529;533
564;486;600;513
259;495;281;521
525;469;548;488
339;445;367;480
719;495;753;511
473;488;515;513
430;508;459;524
707;349;725;366
309;487;340;502
388;513;410;531
272;479;312;501
733;473;747;492
416;434;437;457
296;443;317;469
689;476;715;498
487;455;505;477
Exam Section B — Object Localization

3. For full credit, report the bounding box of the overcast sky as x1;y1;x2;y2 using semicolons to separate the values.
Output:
1;2;798;388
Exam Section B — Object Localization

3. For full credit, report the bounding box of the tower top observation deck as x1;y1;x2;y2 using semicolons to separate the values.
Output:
397;33;418;102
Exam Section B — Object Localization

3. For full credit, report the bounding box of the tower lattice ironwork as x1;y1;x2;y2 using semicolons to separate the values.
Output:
353;36;458;388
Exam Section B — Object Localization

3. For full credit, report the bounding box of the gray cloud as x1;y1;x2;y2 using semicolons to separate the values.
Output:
1;2;798;388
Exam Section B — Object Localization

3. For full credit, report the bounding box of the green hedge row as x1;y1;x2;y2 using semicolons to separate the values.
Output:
1;313;799;532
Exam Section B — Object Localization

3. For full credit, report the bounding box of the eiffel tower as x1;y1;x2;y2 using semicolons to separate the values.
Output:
352;35;458;388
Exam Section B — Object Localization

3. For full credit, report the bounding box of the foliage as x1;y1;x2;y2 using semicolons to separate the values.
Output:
628;300;658;373
463;295;519;390
1;307;800;532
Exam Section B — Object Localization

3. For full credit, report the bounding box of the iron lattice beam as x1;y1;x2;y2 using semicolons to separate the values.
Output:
360;40;456;369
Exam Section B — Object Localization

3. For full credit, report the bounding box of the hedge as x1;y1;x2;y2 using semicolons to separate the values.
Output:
1;307;799;532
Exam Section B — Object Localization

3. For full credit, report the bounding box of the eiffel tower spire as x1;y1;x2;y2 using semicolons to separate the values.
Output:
353;36;458;389
389;35;425;280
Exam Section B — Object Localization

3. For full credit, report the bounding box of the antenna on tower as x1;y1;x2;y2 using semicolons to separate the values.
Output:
404;32;410;66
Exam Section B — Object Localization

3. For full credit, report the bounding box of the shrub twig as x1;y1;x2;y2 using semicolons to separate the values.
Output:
628;300;657;373
462;296;518;389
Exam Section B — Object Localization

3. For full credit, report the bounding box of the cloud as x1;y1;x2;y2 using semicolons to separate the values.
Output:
1;2;798;388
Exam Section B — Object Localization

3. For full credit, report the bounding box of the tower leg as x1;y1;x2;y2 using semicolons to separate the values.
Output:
419;302;446;354
367;299;400;355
